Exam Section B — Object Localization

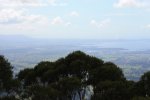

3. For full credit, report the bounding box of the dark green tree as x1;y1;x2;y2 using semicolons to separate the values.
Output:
17;68;36;87
15;51;147;100
91;62;128;100
132;96;150;100
0;55;13;91
91;81;134;100
135;71;150;97
89;62;125;88
0;55;20;99
26;84;60;100
57;77;81;100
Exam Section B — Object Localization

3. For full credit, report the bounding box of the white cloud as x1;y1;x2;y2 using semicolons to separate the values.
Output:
114;0;146;8
48;0;56;4
0;0;46;7
51;16;71;26
0;8;49;32
25;15;48;25
65;22;71;26
0;0;46;30
70;11;79;17
103;13;138;17
0;9;24;24
90;19;111;29
91;20;97;26
48;0;67;6
51;16;64;25
0;0;71;36
0;0;69;33
48;0;57;6
0;8;48;24
146;24;150;28
0;0;67;7
148;25;150;28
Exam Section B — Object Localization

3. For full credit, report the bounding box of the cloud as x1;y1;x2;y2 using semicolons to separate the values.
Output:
0;8;49;32
51;16;64;25
0;0;69;32
48;0;56;5
0;0;45;29
0;8;48;24
0;0;46;7
103;13;138;17
51;16;71;26
0;0;67;7
48;0;67;6
114;0;146;8
70;11;80;17
0;9;24;24
65;22;71;26
145;24;150;29
0;0;52;31
90;19;111;29
148;25;150;28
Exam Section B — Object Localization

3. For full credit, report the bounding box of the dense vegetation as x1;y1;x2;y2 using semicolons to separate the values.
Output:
1;51;150;100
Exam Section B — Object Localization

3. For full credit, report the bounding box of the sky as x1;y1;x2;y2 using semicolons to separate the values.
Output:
0;0;150;39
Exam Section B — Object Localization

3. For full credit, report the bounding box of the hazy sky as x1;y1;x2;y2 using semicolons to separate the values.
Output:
0;0;150;39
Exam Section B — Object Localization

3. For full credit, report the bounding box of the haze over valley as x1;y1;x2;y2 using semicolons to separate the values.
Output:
1;35;150;81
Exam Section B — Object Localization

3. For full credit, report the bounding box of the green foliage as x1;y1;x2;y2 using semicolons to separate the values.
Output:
100;62;125;81
0;55;20;99
26;85;60;100
34;61;54;77
92;81;134;100
2;51;150;100
135;71;150;97
89;62;125;87
16;51;127;100
132;96;150;100
17;68;33;81
65;51;88;64
0;96;19;100
17;68;36;86
0;56;13;91
58;77;81;98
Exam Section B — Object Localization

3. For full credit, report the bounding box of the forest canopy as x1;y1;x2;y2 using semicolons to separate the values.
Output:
0;51;150;100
